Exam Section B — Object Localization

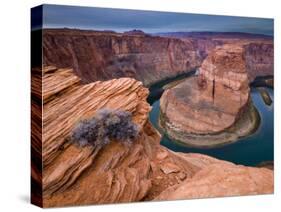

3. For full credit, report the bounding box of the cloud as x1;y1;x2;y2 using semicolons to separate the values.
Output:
41;4;273;35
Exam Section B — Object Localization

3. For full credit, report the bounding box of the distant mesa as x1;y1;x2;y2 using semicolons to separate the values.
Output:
102;30;117;33
124;29;146;36
154;31;273;39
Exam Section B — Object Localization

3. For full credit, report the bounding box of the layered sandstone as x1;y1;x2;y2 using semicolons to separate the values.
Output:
159;44;259;146
42;67;151;167
38;66;153;206
155;162;273;201
245;42;274;81
42;29;273;87
156;32;274;81
43;29;201;86
31;66;273;207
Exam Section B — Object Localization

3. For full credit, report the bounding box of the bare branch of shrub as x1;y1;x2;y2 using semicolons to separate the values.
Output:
70;109;140;148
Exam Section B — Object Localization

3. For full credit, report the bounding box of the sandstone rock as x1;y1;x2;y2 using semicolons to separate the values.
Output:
35;66;153;207
257;87;272;106
155;163;274;201
163;32;273;80
160;162;181;174
265;78;274;87
178;172;187;181
42;68;150;167
43;29;273;88
156;150;169;160
32;66;273;207
245;42;274;81
43;29;202;86
156;176;164;180
159;44;260;146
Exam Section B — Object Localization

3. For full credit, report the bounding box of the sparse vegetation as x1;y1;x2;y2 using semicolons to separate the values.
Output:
71;109;140;148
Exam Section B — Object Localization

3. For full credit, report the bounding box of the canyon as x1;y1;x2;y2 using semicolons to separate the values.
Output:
31;66;273;207
31;28;274;207
43;29;273;86
159;44;261;146
43;29;201;86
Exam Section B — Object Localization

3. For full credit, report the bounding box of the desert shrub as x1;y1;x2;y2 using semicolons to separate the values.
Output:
71;109;140;148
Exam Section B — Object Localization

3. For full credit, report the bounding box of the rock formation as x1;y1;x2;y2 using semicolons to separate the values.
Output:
159;32;274;80
155;162;273;201
43;29;201;86
245;42;274;81
257;87;273;106
31;66;273;207
42;29;273;87
159;44;260;146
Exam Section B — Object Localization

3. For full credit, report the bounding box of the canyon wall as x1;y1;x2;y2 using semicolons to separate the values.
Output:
31;66;273;207
43;29;273;86
245;42;274;81
43;29;202;86
159;32;274;81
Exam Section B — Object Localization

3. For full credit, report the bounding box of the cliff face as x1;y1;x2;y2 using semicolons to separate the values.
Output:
32;66;273;207
199;44;250;109
43;29;202;86
245;42;274;81
43;29;273;86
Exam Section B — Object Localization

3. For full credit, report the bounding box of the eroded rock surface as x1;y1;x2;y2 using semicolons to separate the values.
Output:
245;42;274;81
43;29;273;87
39;66;153;206
159;44;259;146
32;66;273;207
43;29;201;86
155;163;273;201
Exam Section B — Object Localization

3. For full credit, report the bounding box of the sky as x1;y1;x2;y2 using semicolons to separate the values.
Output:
33;4;273;35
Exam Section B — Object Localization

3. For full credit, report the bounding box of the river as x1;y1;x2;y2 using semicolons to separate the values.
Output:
148;74;274;166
